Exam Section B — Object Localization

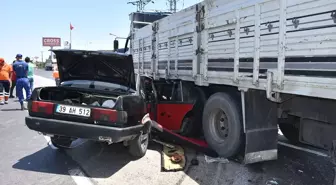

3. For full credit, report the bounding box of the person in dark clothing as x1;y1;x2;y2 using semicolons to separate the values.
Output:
9;60;16;98
12;54;31;110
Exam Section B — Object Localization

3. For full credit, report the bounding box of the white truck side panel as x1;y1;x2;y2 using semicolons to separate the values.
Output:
131;0;336;100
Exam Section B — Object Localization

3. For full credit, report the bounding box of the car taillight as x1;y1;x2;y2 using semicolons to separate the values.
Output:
31;101;54;115
92;108;127;123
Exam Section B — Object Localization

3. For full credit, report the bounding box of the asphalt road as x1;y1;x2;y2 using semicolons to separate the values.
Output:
34;69;54;80
0;74;83;185
1;69;335;185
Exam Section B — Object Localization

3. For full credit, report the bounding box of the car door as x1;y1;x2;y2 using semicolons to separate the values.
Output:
155;81;193;132
139;76;157;120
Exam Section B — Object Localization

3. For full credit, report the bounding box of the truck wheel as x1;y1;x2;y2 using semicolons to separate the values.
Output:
202;92;243;158
128;132;149;158
50;136;73;149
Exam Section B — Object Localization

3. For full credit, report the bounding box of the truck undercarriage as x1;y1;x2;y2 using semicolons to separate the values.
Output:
144;76;336;164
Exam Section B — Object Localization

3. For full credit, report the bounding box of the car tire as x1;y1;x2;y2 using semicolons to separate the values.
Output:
50;136;73;149
202;92;243;158
128;132;149;158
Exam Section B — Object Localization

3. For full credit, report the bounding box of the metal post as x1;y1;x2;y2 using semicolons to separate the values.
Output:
50;46;53;60
41;51;44;63
277;0;287;89
253;4;261;85
70;26;72;49
233;9;240;83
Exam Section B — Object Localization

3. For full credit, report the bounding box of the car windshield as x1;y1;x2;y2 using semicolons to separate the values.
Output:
61;80;136;93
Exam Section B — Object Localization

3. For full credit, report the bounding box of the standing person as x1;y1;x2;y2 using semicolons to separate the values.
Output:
9;60;16;98
53;65;60;86
0;58;12;105
25;57;35;91
12;54;31;110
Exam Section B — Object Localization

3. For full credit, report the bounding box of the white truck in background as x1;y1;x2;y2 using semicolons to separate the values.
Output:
118;0;336;164
45;55;56;71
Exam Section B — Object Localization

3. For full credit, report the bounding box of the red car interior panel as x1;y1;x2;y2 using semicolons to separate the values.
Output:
156;103;193;131
147;104;155;120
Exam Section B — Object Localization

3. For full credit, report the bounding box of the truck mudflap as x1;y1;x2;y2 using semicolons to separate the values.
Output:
242;89;279;164
148;117;218;157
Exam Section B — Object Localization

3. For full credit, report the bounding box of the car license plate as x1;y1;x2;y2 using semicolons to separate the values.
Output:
55;104;91;117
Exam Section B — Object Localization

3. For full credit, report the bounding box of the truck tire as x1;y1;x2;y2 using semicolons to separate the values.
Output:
202;92;243;158
51;136;72;149
128;132;149;158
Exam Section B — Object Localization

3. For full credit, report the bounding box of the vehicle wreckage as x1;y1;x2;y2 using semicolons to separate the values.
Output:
25;49;214;159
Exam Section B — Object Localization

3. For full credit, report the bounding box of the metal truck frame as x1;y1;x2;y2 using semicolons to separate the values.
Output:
125;0;336;163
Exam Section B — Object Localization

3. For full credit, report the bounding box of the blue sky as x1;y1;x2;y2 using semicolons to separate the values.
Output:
0;0;200;63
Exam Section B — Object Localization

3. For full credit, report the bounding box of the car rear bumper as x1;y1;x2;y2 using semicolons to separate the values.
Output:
25;116;150;143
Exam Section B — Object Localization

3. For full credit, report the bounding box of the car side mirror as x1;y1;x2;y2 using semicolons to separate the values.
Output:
114;39;119;51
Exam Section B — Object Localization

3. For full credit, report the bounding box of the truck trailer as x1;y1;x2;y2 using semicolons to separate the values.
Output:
118;0;336;164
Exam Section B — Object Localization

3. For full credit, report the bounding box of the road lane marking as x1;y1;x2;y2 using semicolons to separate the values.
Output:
278;141;328;157
68;168;95;185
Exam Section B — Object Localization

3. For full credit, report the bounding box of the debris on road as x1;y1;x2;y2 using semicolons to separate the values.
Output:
204;155;229;164
161;144;186;172
265;179;279;185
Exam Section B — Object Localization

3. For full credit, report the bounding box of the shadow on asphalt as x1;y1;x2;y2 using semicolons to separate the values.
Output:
65;141;137;178
67;140;336;185
10;136;336;185
12;146;74;176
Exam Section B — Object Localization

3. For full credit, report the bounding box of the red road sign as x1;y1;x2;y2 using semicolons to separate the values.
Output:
42;37;61;47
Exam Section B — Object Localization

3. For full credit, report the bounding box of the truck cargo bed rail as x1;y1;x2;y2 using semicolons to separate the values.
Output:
131;0;336;100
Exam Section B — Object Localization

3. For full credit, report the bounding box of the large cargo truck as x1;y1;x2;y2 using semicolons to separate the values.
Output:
118;0;336;163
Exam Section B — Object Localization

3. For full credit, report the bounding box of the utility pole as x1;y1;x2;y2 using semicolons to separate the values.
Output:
41;51;44;63
167;0;179;13
127;0;154;12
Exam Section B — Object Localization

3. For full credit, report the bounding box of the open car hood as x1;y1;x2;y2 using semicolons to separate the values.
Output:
52;49;135;90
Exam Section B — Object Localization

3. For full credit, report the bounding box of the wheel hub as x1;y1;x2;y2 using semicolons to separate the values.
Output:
209;109;229;143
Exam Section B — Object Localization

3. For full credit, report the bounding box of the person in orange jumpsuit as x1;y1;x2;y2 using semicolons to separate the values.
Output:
53;65;60;86
0;58;13;105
